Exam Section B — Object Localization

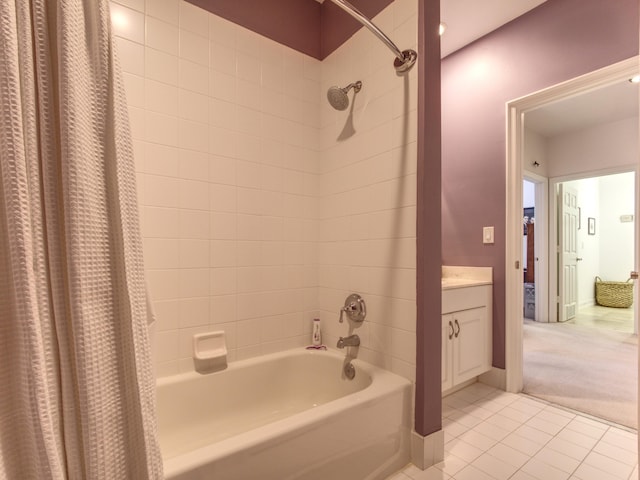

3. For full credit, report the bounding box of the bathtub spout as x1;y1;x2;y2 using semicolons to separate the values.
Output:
337;334;360;348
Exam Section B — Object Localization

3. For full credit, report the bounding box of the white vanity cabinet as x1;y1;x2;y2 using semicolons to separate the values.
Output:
441;283;492;393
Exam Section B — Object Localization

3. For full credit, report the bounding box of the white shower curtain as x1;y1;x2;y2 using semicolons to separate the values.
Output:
0;1;163;478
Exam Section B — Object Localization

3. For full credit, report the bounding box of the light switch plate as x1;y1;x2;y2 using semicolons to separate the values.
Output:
483;226;494;244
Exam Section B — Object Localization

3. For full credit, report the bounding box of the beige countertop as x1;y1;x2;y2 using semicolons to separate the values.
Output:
441;277;493;290
442;266;493;290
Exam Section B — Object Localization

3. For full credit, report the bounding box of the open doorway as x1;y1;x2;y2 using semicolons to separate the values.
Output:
523;171;638;428
558;172;636;334
505;57;640;429
523;179;536;320
522;175;548;323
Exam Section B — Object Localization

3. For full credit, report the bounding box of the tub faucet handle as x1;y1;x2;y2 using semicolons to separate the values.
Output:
339;302;356;323
338;293;366;323
337;334;360;348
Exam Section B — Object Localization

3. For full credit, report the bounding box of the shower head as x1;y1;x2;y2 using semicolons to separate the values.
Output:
327;81;362;111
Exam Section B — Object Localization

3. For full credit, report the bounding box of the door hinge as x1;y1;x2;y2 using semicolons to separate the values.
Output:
515;260;520;269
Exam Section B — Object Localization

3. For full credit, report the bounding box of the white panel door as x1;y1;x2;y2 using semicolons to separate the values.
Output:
558;184;579;322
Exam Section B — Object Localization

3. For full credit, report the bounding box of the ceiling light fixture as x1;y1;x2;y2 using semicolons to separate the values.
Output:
630;74;640;83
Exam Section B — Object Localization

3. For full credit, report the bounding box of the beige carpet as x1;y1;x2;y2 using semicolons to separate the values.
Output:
523;319;638;429
568;304;635;334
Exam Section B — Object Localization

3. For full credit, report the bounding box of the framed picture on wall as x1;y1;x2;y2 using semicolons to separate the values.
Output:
588;217;596;235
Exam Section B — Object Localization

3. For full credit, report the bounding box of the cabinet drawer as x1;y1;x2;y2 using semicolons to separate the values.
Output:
442;285;490;314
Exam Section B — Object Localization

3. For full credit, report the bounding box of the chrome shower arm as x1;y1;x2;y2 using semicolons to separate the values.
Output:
328;0;417;73
343;81;362;93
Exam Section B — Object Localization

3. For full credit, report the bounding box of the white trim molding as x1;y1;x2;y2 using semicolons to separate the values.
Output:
480;367;507;391
411;429;444;470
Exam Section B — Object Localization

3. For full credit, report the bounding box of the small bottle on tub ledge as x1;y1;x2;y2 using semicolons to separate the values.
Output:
306;318;327;350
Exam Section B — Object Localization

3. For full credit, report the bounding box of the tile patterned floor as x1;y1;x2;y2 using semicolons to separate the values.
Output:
388;383;638;480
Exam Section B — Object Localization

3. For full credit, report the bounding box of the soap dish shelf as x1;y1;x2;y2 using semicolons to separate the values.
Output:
193;331;227;373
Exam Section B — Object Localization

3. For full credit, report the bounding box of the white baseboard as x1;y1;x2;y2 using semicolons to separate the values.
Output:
579;299;595;309
411;429;444;470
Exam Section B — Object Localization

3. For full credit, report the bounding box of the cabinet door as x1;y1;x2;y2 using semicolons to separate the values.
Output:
452;306;490;385
442;314;453;392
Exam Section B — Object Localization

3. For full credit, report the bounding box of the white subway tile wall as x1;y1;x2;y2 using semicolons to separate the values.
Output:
318;0;418;380
111;0;418;379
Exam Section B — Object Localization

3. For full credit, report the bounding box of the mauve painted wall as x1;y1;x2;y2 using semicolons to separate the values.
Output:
320;0;394;58
186;0;321;57
186;0;394;60
441;0;639;368
416;0;442;437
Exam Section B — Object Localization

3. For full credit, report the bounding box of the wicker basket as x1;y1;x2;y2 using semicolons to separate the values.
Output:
595;276;634;308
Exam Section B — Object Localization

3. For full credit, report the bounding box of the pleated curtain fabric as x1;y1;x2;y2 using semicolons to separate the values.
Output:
0;1;163;478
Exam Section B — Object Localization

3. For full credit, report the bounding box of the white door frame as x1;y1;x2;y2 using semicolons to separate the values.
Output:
504;56;639;393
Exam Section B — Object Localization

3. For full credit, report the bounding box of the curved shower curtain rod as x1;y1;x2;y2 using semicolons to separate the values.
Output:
329;0;417;73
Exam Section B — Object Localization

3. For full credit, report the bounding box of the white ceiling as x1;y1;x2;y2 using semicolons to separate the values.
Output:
320;0;549;58
440;0;548;57
525;80;639;138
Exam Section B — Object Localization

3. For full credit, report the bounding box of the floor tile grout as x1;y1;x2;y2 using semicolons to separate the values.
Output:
387;383;637;480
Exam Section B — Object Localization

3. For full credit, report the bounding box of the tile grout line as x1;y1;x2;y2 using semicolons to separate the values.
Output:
434;384;637;480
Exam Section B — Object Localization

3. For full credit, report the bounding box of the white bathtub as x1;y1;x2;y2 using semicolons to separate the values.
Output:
157;348;412;480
